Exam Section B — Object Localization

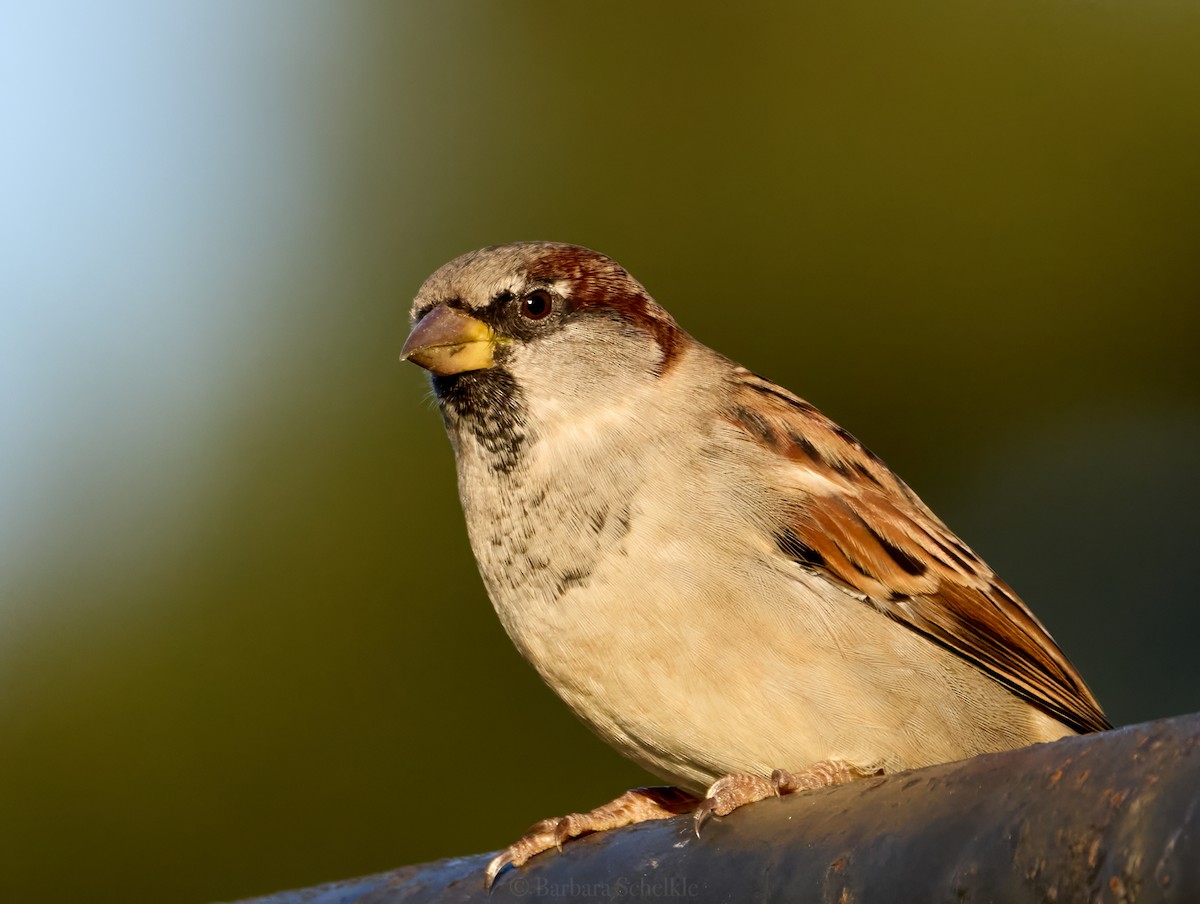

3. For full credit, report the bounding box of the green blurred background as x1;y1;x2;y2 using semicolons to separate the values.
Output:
2;2;1198;901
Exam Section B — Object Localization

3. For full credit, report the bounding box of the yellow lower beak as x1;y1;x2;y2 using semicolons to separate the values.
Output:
400;305;497;376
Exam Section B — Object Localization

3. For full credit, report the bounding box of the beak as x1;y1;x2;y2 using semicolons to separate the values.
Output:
400;305;498;376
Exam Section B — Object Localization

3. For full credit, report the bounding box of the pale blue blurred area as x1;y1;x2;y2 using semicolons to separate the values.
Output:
0;3;339;616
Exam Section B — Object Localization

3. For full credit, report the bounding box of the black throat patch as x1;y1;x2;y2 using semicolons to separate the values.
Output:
432;368;527;474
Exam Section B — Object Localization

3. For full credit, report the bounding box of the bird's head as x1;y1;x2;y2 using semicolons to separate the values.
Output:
402;242;686;471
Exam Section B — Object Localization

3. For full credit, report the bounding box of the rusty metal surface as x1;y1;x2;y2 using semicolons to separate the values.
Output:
233;713;1200;903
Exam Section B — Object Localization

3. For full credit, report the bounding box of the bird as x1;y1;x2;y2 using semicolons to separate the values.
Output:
399;241;1109;887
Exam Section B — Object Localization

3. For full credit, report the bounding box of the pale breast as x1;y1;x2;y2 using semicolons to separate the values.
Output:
455;418;1069;794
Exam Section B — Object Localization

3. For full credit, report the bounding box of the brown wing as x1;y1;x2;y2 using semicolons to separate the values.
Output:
730;370;1110;734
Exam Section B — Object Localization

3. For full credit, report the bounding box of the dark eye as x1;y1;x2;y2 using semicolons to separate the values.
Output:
520;290;554;321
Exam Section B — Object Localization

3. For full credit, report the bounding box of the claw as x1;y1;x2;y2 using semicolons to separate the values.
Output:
484;851;512;890
478;787;697;887
693;802;714;837
554;818;570;852
771;768;797;793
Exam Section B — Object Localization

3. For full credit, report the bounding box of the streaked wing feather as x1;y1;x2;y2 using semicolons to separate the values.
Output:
731;370;1109;734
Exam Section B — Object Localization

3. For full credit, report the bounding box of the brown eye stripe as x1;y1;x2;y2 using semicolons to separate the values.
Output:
522;245;684;373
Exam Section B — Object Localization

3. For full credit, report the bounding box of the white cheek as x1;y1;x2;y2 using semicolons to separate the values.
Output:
512;325;666;442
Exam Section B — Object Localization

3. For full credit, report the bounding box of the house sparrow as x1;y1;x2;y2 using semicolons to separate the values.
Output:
401;242;1109;886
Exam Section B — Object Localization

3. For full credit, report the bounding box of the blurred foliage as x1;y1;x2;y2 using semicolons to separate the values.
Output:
1;3;1198;902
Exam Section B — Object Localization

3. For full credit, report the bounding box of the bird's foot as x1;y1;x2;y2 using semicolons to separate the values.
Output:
693;759;879;833
485;786;698;888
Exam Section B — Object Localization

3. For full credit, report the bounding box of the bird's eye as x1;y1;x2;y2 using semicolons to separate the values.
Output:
520;290;554;321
